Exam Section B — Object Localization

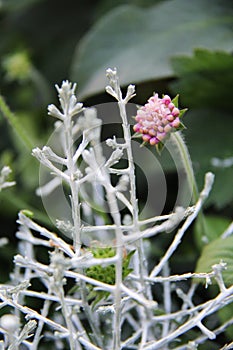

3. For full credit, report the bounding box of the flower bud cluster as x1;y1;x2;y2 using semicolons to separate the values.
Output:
133;94;181;145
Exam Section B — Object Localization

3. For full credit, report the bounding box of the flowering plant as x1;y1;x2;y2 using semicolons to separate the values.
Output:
0;69;232;350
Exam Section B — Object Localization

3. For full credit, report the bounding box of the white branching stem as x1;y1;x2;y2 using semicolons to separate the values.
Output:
105;187;123;350
56;286;76;350
106;69;154;348
144;284;233;349
149;172;214;278
110;70;150;297
119;96;150;296
2;72;233;350
162;262;171;343
63;109;81;256
0;292;68;334
30;288;52;350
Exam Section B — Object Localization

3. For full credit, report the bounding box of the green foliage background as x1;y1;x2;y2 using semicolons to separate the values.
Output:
0;0;232;347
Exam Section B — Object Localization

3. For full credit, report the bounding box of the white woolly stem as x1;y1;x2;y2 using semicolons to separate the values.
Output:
149;172;214;278
63;111;82;255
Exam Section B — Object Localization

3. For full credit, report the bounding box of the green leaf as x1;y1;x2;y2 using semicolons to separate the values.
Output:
170;49;233;110
88;290;110;309
0;188;52;226
71;248;135;308
194;215;231;251
195;236;233;286
176;122;185;132
71;0;233;99
156;139;169;155
1;0;43;12
170;50;233;207
171;94;179;108
123;249;135;278
178;109;188;119
0;95;35;151
183;109;233;208
20;209;34;218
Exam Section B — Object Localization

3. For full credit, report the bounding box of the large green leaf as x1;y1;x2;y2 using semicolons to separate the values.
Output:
183;109;233;208
169;49;233;208
195;236;233;286
71;0;233;99
194;215;232;251
170;49;233;110
150;107;233;208
1;0;42;11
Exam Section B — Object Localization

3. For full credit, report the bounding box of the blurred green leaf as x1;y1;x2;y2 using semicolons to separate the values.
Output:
0;188;52;226
170;49;233;110
195;235;233;286
194;215;231;251
1;0;43;12
169;49;233;208
183;109;233;208
94;0;164;20
71;0;233;99
0;95;35;151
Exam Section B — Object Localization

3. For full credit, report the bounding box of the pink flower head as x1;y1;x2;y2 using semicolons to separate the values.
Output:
133;94;184;148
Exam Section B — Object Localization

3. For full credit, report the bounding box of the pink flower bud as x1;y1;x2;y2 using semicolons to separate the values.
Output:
164;124;172;133
158;126;164;133
142;134;151;142
133;93;184;147
149;129;156;136
171;118;180;128
133;124;140;132
150;137;159;145
168;102;175;110
167;115;174;122
163;95;171;105
172;107;180;117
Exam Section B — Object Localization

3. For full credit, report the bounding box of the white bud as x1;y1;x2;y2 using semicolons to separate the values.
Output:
106;137;118;149
31;147;42;159
125;84;136;102
82;149;92;166
122;214;132;225
127;84;135;94
105;148;123;168
0;237;8;247
105;85;118;99
1;166;11;177
0;314;20;333
106;67;117;78
116;174;129;192
69;102;83;117
48;104;64;120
